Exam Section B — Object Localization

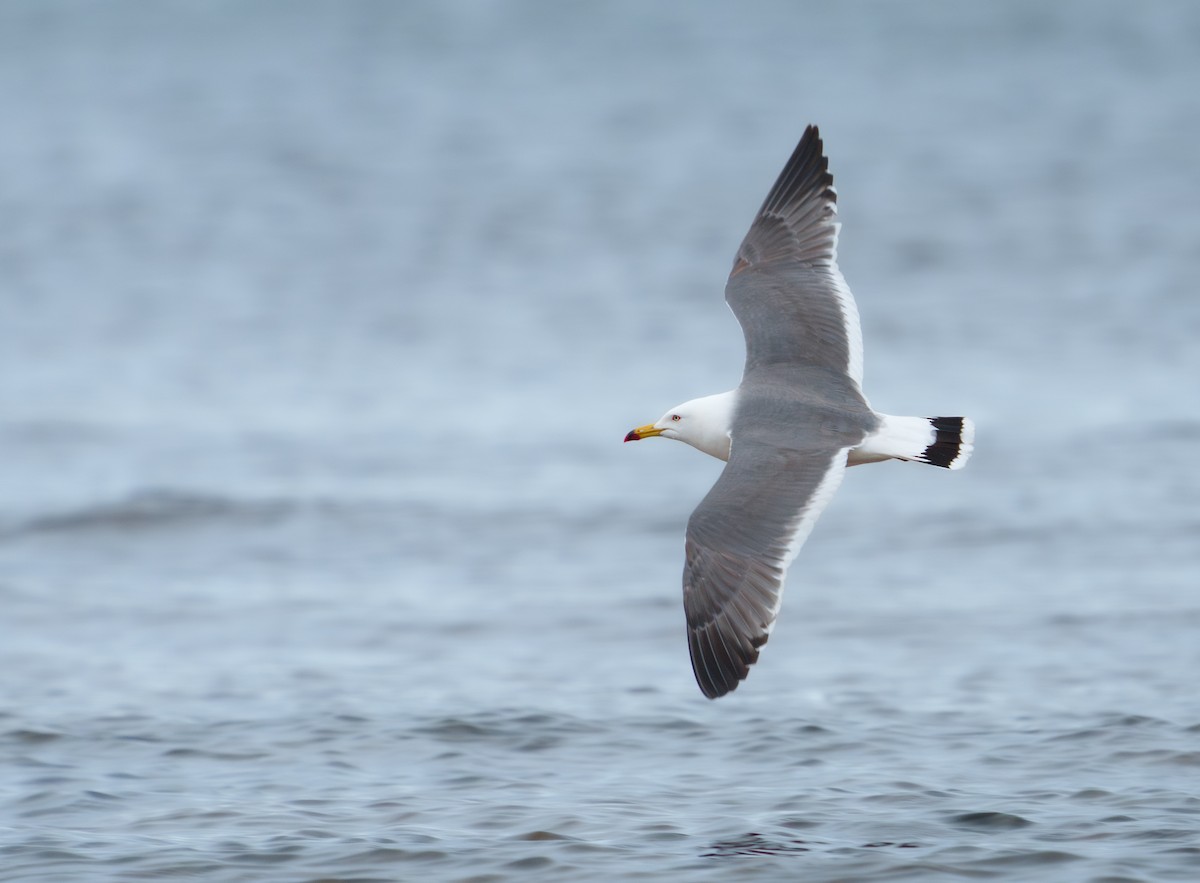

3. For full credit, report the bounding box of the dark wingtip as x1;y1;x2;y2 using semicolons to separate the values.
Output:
730;123;838;273
689;624;761;699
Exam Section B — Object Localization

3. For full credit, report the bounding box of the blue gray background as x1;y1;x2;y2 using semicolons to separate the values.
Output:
2;2;1198;880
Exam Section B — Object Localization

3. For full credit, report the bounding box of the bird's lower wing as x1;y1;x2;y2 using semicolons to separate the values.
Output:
684;441;849;699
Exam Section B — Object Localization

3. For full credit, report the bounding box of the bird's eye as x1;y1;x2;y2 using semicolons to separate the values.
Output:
671;414;682;421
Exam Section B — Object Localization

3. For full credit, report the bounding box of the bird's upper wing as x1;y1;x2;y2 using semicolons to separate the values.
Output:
725;125;864;387
684;439;849;698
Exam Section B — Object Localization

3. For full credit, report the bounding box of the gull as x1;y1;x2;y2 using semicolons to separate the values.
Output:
624;126;973;699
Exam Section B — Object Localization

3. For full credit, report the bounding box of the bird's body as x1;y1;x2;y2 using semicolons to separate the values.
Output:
625;126;973;699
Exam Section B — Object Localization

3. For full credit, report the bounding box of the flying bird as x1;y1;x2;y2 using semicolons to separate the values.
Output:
624;126;973;699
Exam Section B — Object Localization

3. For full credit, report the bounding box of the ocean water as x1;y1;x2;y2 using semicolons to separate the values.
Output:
2;1;1199;880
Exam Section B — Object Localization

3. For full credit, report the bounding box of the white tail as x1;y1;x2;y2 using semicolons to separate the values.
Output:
849;414;974;470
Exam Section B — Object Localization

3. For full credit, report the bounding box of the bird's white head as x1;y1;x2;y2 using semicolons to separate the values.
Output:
623;390;736;462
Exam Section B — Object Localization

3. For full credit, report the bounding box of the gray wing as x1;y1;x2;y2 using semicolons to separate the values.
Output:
684;440;849;699
726;125;865;386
